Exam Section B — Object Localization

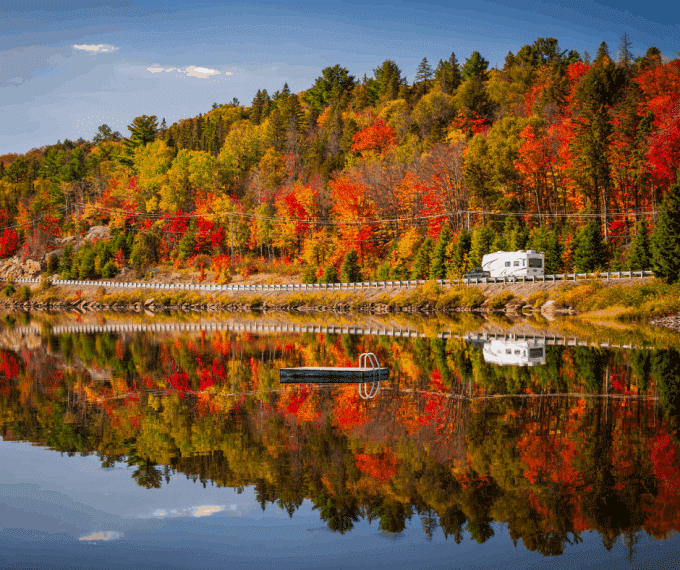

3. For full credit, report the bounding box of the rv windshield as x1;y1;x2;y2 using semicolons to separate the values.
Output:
528;258;543;268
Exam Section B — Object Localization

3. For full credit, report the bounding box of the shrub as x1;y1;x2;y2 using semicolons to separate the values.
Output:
39;276;52;291
102;260;118;278
3;284;15;297
302;265;317;284
375;263;390;281
435;286;485;309
526;290;549;308
318;264;339;284
192;254;212;270
47;254;60;274
487;291;515;309
19;286;31;302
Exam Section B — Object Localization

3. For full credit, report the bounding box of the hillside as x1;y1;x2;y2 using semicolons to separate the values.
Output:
0;37;678;289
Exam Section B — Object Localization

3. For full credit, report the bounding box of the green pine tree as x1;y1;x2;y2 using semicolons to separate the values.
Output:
628;220;652;270
652;175;680;283
319;264;339;284
178;224;197;262
340;249;361;282
429;224;452;280
544;228;563;274
509;223;530;251
469;225;495;267
302;265;317;284
411;238;433;279
573;221;609;272
446;230;472;277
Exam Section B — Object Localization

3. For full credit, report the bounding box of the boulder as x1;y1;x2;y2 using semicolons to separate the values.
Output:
0;256;42;279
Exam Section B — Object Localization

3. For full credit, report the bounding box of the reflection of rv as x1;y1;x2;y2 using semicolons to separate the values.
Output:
481;250;545;278
482;338;546;367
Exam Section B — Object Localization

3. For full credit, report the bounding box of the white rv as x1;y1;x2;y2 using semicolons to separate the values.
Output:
481;250;545;278
482;338;546;367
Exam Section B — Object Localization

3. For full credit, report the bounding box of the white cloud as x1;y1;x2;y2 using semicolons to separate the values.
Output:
145;65;234;78
79;531;122;541
193;505;222;517
147;67;179;73
73;44;119;53
186;65;220;78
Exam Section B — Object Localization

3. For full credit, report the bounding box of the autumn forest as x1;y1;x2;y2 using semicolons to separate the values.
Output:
1;37;680;283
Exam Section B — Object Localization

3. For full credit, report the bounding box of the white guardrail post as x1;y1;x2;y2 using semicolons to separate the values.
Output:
25;268;656;293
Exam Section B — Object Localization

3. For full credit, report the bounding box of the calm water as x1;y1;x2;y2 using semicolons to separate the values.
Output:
1;313;679;569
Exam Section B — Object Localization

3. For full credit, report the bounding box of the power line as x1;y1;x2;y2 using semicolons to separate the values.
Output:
76;202;659;228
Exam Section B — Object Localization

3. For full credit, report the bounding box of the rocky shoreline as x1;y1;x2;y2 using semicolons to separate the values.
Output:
0;296;576;317
649;314;680;331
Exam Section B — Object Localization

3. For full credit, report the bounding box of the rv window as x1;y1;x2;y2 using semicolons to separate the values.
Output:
506;349;512;354
513;261;520;266
514;350;521;355
505;261;511;267
529;258;543;268
529;348;544;358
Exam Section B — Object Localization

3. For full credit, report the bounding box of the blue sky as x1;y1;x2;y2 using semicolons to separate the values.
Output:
1;0;678;155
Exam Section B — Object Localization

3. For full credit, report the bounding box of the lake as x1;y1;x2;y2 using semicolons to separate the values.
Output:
1;312;679;569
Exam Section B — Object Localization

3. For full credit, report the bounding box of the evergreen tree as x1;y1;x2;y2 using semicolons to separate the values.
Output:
627;220;652;270
462;51;489;81
573;221;609;272
178;224;197;262
544;228;563;274
122;115;158;165
340;249;361;283
469;225;495;267
251;89;264;125
415;57;434;95
429;224;452;279
617;33;633;70
59;244;74;278
411;237;433;279
446;230;472;277
267;108;287;152
595;41;610;64
491;229;509;253
415;57;434;83
509;223;529;251
529;225;550;253
93;123;122;144
652;175;680;283
302;265;317;284
319;264;339;284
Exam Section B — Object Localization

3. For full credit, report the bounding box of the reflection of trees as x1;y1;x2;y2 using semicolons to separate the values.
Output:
2;331;680;552
131;458;163;489
312;488;361;534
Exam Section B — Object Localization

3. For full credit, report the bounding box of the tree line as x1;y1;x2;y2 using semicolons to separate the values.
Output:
1;36;679;282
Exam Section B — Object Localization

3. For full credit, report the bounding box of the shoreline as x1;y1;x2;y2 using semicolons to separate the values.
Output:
4;276;677;326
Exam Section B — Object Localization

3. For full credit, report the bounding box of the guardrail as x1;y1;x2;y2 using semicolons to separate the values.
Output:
13;321;656;350
0;270;655;292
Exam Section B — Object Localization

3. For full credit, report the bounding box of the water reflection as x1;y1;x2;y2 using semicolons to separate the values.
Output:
0;316;679;559
466;336;547;367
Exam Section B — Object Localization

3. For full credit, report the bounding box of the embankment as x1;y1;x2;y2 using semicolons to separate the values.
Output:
1;276;666;319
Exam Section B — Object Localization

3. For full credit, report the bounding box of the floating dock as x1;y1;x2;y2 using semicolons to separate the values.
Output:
280;366;389;384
